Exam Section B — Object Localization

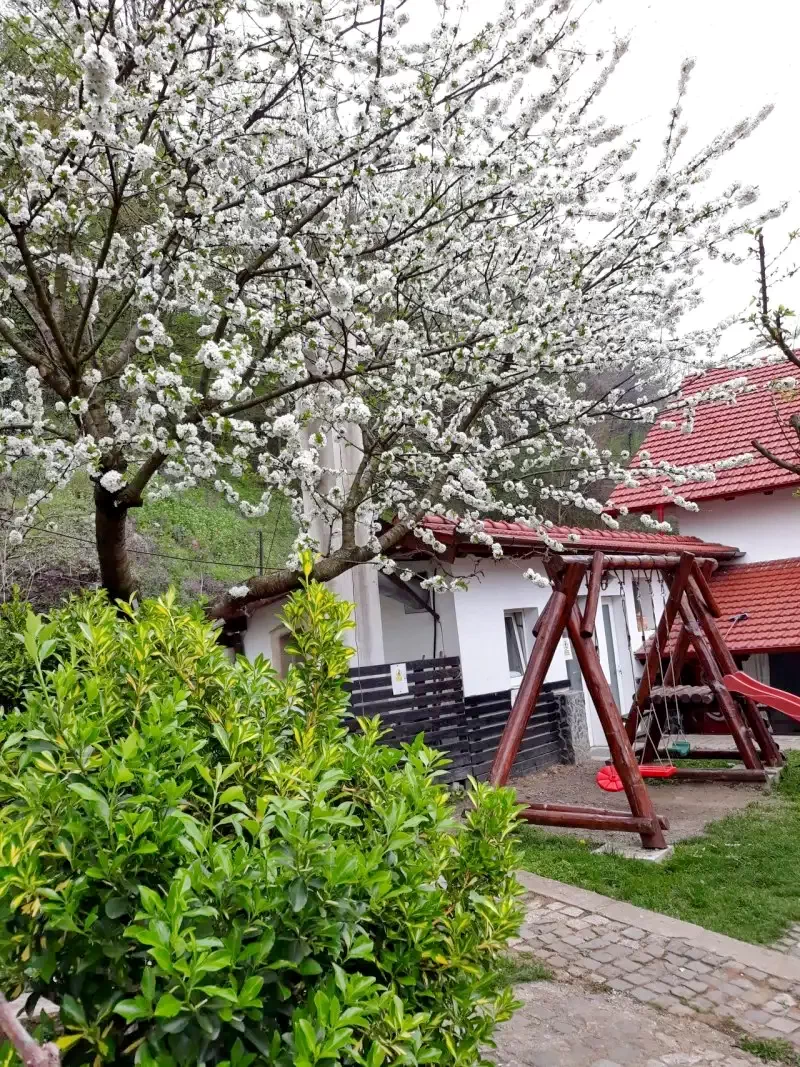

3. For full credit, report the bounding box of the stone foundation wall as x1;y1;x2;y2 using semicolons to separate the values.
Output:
556;688;590;763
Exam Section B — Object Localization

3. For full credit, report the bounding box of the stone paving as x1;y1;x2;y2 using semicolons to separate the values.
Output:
492;980;761;1067
512;888;800;1049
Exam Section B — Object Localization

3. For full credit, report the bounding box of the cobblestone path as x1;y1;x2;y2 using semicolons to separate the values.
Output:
492;981;761;1067
513;874;800;1050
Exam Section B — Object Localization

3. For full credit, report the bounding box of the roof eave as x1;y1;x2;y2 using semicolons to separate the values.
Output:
610;475;800;515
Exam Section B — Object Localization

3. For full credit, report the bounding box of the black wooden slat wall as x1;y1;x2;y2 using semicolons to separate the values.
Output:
345;656;568;782
465;684;564;779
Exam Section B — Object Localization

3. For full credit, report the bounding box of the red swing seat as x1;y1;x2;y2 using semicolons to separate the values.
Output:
596;763;678;792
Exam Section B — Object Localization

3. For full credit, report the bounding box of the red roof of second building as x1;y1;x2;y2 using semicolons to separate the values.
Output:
708;558;800;655
609;359;800;513
418;515;739;559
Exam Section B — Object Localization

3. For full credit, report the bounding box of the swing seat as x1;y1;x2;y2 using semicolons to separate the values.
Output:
667;741;691;758
596;764;678;792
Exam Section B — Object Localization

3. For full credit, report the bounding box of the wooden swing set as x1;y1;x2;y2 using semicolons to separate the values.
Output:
489;550;788;849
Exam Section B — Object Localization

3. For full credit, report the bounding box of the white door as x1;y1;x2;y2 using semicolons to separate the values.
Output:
582;596;631;748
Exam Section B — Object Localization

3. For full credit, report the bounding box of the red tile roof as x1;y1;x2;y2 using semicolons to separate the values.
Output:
708;558;800;654
609;359;800;513
417;516;739;560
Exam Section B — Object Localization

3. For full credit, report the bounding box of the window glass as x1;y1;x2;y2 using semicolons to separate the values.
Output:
633;579;655;633
505;612;525;675
504;608;540;677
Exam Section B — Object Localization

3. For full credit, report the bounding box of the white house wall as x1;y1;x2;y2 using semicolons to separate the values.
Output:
379;587;460;664
668;487;800;562
244;562;386;669
451;558;568;697
242;600;284;663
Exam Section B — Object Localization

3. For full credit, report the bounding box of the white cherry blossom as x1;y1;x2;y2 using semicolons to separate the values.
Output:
0;0;778;606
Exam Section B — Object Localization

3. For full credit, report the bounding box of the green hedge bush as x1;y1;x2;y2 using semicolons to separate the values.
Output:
0;589;40;712
0;562;523;1065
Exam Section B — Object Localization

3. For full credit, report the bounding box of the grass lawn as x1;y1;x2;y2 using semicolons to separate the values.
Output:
517;753;800;946
135;483;296;598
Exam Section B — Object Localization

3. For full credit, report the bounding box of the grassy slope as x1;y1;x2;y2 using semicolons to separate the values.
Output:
134;485;296;600
517;753;800;946
23;475;296;604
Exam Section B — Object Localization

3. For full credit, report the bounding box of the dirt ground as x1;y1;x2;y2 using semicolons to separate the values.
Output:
510;760;772;848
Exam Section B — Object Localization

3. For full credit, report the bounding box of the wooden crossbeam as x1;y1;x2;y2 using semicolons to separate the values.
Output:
519;807;668;835
671;768;767;783
522;801;669;828
563;553;720;571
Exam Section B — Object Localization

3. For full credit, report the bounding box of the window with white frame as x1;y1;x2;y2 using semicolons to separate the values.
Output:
504;608;539;678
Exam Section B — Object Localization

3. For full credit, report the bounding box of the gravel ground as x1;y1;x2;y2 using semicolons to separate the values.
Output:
491;980;760;1067
510;761;771;848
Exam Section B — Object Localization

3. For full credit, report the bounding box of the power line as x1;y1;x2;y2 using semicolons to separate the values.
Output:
17;525;284;573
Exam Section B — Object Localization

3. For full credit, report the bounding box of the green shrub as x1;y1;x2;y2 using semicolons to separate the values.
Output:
0;589;38;711
0;561;523;1065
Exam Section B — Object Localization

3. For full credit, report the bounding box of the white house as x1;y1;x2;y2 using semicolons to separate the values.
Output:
608;356;800;733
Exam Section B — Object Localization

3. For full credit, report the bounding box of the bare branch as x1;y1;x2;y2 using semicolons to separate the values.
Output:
0;993;60;1067
751;437;800;476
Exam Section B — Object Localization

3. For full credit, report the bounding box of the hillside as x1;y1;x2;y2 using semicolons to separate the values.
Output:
0;475;296;609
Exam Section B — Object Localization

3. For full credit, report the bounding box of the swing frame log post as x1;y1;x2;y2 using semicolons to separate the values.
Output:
625;552;696;745
580;551;605;638
678;594;763;771
687;563;783;768
565;599;668;849
690;561;722;618
489;560;586;787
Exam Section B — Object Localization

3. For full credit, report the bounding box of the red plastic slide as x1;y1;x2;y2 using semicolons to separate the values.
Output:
723;671;800;724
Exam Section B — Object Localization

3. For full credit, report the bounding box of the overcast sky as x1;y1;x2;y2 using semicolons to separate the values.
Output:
421;0;800;351
576;0;799;338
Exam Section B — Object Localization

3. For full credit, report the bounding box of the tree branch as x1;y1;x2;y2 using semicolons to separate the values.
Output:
208;516;417;619
118;450;167;507
758;230;769;318
7;224;74;370
0;993;60;1067
751;438;800;476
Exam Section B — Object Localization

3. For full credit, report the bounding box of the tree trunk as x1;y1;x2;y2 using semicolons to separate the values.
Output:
94;488;136;603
